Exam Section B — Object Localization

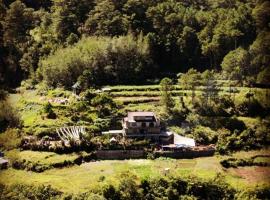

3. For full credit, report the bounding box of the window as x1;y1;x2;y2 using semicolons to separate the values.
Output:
142;122;146;127
149;122;154;127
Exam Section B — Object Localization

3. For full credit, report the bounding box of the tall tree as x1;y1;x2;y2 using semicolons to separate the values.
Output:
2;0;35;86
221;47;250;86
160;77;175;114
51;0;94;42
201;70;218;105
178;68;201;103
84;0;127;36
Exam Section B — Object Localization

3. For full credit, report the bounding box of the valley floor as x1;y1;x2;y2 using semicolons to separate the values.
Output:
0;150;269;194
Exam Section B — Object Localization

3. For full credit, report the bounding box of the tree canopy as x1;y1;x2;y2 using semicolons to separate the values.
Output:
0;0;269;88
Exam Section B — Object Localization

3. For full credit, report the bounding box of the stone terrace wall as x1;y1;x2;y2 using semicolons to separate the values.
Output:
96;150;145;159
155;149;215;159
96;149;215;159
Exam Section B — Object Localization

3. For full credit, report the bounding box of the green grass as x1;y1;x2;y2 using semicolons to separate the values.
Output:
1;152;269;194
232;149;270;159
7;150;80;165
253;156;270;164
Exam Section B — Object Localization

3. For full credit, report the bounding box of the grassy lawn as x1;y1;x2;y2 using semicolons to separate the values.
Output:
1;153;269;194
6;150;81;165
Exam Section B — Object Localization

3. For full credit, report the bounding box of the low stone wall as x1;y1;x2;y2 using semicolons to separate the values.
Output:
155;149;215;159
96;148;215;160
96;150;145;160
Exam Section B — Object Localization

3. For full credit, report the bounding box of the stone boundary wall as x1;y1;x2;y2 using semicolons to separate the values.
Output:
155;149;215;159
96;150;145;159
96;149;215;159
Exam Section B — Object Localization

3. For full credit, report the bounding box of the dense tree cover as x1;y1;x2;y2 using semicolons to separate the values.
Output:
0;0;269;88
38;34;152;87
1;175;269;200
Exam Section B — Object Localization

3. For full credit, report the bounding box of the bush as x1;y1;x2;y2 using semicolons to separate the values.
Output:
94;118;110;131
0;101;22;132
81;89;97;103
0;184;62;200
47;88;71;98
0;128;21;150
236;98;266;117
223;117;246;132
43;102;57;119
193;126;217;145
0;89;8;100
91;94;117;117
103;185;121;200
193;97;232;117
43;102;53;113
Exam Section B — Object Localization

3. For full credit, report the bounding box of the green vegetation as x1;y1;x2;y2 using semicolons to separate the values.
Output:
160;77;175;114
0;128;21;150
1;0;269;88
0;0;269;199
0;152;269;199
220;155;270;168
5;150;87;172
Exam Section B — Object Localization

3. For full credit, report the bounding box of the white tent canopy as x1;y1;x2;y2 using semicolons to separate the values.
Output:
173;134;195;147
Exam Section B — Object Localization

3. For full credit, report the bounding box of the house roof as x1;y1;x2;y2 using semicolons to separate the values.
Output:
127;112;155;122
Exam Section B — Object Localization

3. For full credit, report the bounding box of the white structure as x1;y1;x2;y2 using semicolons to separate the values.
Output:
173;134;195;147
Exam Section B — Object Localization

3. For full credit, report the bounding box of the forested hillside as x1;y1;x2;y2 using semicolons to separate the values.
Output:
0;0;269;88
1;1;270;199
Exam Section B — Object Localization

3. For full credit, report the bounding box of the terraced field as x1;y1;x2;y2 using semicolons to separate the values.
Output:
1;151;269;194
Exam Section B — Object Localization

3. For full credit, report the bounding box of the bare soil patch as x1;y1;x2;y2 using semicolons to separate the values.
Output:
230;166;270;183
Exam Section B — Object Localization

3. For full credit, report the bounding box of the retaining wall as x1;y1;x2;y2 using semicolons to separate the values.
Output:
96;149;215;159
155;149;215;159
96;150;145;159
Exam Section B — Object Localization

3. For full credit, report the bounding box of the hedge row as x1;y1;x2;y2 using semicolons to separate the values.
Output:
220;155;270;168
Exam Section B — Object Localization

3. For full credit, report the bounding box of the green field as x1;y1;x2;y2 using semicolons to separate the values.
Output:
1;150;269;194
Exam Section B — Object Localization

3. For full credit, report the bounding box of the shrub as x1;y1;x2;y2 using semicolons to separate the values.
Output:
43;102;53;113
81;89;97;103
91;94;117;117
0;184;62;200
236;98;266;117
94;118;110;131
0;101;22;132
47;88;71;98
43;102;57;119
223;117;246;132
0;89;8;100
119;173;142;200
103;185;121;200
0;128;21;150
193;126;217;145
